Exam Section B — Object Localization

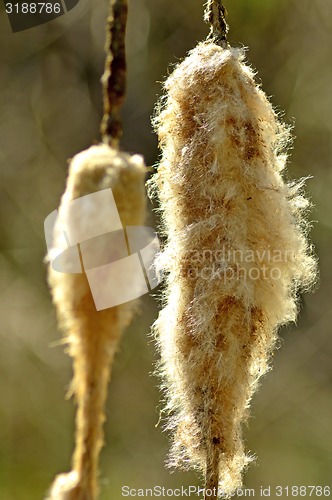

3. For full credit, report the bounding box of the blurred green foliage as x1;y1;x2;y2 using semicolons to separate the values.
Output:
0;0;331;498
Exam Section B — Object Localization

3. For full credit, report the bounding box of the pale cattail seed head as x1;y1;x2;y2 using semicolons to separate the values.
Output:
46;471;81;500
47;144;147;499
150;42;317;496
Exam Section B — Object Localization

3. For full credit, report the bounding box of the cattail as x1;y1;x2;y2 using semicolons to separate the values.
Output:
150;2;316;498
46;1;148;499
46;145;146;500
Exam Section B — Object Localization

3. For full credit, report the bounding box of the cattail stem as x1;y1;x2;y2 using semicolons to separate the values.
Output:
204;0;228;46
205;446;220;500
101;0;128;149
46;3;149;499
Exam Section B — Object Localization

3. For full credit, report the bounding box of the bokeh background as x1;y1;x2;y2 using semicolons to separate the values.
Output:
0;0;331;498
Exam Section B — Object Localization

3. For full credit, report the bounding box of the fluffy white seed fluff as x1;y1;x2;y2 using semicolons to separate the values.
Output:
46;144;147;500
150;42;316;497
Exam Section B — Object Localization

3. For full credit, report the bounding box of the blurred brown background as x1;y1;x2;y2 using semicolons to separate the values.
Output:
0;0;331;498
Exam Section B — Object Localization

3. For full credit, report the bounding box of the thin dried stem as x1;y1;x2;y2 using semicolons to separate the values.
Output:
101;0;128;149
204;0;228;46
205;445;220;500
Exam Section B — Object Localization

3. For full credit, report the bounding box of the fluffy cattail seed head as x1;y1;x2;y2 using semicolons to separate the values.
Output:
150;42;317;496
46;144;147;499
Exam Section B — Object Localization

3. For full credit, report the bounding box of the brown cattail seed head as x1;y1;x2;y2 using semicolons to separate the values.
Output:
47;144;147;499
150;42;317;496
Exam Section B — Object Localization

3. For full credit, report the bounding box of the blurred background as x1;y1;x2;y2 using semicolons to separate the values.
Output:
0;0;331;498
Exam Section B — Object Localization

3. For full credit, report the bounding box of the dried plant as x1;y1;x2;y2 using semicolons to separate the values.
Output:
149;1;317;498
46;146;146;500
46;1;148;499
